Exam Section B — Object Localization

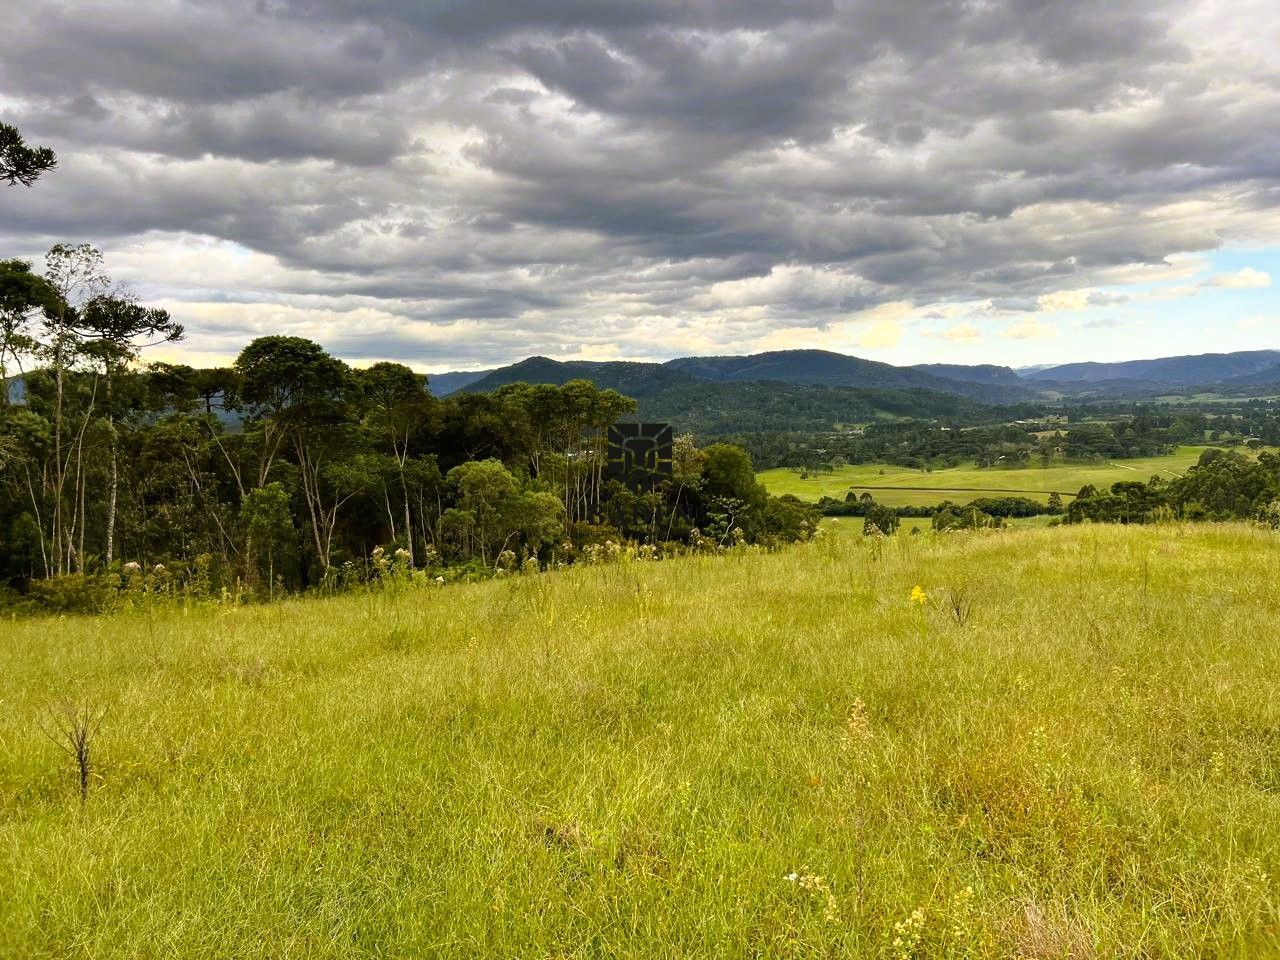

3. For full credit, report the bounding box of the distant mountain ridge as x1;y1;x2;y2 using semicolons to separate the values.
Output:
426;370;488;395
449;351;1013;434
430;347;1280;401
464;357;699;397
1023;350;1280;386
664;349;943;390
1220;362;1280;387
907;363;1024;386
441;349;1031;401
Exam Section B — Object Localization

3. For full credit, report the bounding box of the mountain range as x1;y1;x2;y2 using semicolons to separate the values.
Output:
431;348;1280;399
1019;350;1280;386
412;348;1280;434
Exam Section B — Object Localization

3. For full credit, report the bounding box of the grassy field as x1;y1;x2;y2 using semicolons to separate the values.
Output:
5;523;1280;957
758;445;1214;507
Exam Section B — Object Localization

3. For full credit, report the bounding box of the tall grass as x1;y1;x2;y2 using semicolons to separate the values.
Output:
3;521;1280;957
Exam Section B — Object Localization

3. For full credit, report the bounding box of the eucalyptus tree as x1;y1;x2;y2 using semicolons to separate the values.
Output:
76;294;184;563
359;362;433;563
41;244;109;572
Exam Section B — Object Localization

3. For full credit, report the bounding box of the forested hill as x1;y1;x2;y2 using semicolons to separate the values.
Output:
628;381;991;434
908;362;1026;386
460;351;1035;407
663;349;1026;398
464;357;699;398
459;354;1003;433
439;348;1280;402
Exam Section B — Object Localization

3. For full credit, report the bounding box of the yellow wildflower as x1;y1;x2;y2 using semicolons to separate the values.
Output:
910;584;928;606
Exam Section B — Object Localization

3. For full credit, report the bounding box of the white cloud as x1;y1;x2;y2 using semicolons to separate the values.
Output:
1000;318;1059;340
1205;267;1272;289
855;319;905;349
927;321;982;342
1037;290;1092;313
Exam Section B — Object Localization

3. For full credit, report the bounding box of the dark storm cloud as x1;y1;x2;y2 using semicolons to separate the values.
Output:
1;0;1278;364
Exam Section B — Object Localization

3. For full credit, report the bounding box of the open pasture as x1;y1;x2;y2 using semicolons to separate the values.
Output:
4;522;1280;957
758;445;1218;507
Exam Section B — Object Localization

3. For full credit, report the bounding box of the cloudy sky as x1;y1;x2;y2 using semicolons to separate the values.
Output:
3;0;1279;372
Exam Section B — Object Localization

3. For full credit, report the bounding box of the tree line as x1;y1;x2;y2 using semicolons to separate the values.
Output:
724;404;1277;473
0;247;817;607
1066;448;1280;526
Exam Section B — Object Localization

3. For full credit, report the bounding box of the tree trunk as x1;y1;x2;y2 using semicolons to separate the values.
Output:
52;326;65;574
297;445;329;570
104;368;117;565
400;468;413;565
76;437;86;573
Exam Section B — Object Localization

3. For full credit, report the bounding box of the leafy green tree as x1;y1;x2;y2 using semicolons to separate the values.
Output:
230;337;348;481
697;443;769;541
446;459;521;563
0;260;59;403
863;501;899;536
700;444;766;505
240;483;295;596
446;459;565;563
0;409;53;576
230;337;352;571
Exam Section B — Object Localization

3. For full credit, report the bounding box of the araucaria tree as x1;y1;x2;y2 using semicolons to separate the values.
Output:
0;122;57;187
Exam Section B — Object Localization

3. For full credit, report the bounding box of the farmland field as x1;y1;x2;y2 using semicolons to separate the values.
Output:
758;445;1219;507
4;522;1280;958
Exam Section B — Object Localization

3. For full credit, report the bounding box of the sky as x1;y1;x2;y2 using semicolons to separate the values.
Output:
2;0;1279;373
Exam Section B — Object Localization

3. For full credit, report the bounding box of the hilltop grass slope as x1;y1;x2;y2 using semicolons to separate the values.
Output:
4;524;1280;958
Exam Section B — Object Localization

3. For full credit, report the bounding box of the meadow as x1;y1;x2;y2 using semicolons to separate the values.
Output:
757;445;1213;507
4;522;1280;957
